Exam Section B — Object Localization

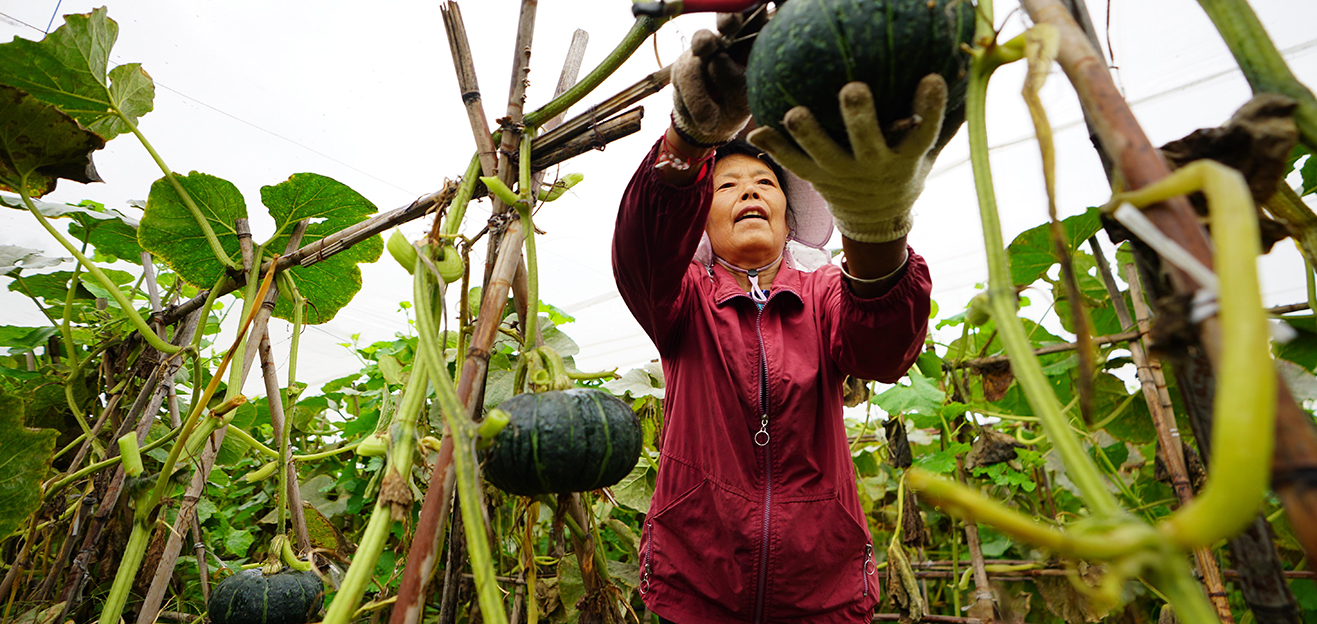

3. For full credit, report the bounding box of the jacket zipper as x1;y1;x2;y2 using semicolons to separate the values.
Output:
753;304;772;624
640;519;653;595
862;543;875;597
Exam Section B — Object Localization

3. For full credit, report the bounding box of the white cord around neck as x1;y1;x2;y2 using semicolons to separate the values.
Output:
713;250;784;304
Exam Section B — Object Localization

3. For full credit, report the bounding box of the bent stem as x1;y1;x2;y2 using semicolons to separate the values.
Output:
1106;161;1275;547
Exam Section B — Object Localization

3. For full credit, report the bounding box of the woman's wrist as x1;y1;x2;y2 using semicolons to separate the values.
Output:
655;125;717;186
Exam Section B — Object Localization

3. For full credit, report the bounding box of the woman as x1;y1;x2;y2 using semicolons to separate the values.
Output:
611;20;942;624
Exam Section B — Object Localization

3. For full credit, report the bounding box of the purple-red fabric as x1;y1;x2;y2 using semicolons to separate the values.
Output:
612;139;932;624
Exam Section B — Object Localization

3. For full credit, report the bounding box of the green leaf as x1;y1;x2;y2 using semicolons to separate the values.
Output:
9;271;94;303
913;442;970;474
0;85;104;197
1005;207;1103;287
0;392;58;538
611;453;656;514
224;526;255;557
1092;373;1154;445
68;210;143;264
0;326;59;355
874;370;945;417
260;173;382;324
0;245;66;275
1277;318;1317;371
0;8;154;141
138;172;247;288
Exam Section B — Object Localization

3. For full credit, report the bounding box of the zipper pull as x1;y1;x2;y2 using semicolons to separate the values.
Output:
754;417;769;446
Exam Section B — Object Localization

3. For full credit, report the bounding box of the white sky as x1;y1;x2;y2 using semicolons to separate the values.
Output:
1;1;1315;395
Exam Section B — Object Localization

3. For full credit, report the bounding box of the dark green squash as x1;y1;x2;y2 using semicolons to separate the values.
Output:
746;0;976;155
207;567;323;624
481;388;642;496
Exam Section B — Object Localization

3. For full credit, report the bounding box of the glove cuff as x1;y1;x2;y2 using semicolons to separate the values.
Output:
670;111;736;149
832;209;915;244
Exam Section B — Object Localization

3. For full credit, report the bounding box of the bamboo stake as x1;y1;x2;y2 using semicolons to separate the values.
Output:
1020;0;1317;562
954;456;998;620
1119;263;1233;623
442;1;500;179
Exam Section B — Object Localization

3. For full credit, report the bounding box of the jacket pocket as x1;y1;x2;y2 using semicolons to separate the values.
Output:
646;478;758;616
770;496;872;617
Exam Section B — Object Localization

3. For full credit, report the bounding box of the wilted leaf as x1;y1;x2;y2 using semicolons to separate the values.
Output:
0;392;58;537
0;8;154;141
1036;562;1113;622
260;173;382;324
138;172;246;288
965;428;1024;469
0;245;66;274
603;367;665;400
0;85;104;197
981;362;1015;402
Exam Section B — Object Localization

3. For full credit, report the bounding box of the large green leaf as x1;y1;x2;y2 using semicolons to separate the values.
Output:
0;8;153;141
1006;207;1103;287
138;172;246;288
69;209;142;264
260;173;381;324
0;392;58;538
0;85;103;197
0;326;59;355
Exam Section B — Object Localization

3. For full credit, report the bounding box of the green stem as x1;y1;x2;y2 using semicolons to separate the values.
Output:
964;34;1120;518
59;239;89;370
44;425;181;498
522;16;667;129
21;193;181;355
320;356;430;624
1195;0;1317;152
411;259;508;624
442;155;484;238
1150;554;1222;624
120;113;238;271
906;468;1156;559
516;133;540;351
96;513;152;624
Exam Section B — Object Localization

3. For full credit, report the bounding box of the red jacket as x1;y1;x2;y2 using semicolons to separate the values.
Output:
612;140;932;624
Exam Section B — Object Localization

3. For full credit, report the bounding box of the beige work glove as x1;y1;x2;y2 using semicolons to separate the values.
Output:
670;11;765;147
748;75;949;243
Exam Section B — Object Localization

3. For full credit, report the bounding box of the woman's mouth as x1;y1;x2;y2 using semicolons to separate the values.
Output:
735;206;768;223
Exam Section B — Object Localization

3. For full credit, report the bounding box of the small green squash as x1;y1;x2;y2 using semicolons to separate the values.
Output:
481;388;643;496
208;567;323;624
746;0;976;154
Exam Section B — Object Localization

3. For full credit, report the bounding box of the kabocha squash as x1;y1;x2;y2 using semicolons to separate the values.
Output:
481;388;642;496
207;568;323;624
746;0;976;154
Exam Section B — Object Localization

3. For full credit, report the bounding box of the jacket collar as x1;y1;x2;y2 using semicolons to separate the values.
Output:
708;258;804;306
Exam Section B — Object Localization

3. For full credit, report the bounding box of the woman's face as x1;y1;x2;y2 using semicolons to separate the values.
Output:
705;153;789;268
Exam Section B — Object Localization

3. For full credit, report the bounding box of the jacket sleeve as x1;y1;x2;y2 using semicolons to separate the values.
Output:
612;138;714;352
822;250;933;383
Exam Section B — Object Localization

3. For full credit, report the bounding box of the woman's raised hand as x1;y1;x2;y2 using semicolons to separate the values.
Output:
748;75;948;243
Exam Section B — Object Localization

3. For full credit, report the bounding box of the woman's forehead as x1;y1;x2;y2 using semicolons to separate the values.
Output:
714;153;777;179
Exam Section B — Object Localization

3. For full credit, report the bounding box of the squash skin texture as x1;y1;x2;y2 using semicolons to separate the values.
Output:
208;568;324;624
482;388;643;496
746;0;976;154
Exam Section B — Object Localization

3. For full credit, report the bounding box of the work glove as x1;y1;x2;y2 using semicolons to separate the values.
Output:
670;10;766;147
748;75;948;243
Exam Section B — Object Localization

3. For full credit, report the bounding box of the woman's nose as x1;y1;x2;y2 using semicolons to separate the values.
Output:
740;187;759;200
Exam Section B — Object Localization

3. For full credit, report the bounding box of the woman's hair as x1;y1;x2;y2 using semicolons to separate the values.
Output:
714;139;796;234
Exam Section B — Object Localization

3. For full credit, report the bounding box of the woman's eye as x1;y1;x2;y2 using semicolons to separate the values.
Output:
758;179;775;186
717;182;735;190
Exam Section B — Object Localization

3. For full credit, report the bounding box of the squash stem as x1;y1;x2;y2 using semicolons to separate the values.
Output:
1108;161;1275;547
961;31;1120;518
517;132;540;352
